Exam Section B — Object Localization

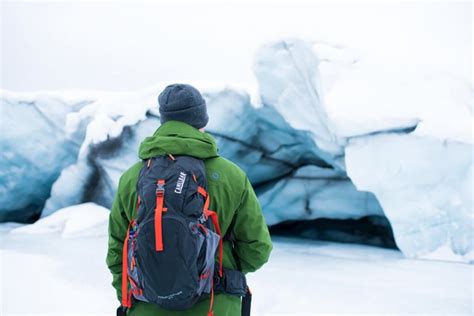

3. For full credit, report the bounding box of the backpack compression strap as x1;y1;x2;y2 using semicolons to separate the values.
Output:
155;179;167;251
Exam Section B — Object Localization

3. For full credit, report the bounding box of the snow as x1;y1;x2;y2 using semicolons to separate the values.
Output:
65;88;159;159
42;161;94;216
11;203;109;238
325;64;473;143
345;134;473;261
253;38;473;261
250;237;472;315
1;225;116;316
1;220;472;315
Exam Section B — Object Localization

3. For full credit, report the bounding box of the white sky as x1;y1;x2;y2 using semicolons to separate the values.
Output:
1;0;472;91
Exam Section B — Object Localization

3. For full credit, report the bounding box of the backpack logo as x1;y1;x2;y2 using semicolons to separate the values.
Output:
174;171;187;194
211;171;220;180
156;290;183;300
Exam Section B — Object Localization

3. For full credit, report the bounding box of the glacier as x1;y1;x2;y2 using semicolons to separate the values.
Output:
0;92;92;222
0;38;472;261
253;39;473;260
42;87;384;226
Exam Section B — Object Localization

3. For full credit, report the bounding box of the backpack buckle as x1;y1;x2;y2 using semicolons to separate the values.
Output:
156;179;165;195
198;213;207;224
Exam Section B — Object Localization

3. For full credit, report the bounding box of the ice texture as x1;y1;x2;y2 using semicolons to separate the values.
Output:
253;39;473;260
1;38;471;261
346;134;473;258
0;92;92;222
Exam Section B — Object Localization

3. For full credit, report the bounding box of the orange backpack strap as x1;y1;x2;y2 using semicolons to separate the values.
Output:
203;193;223;278
197;185;223;278
197;186;207;197
203;193;222;316
121;222;132;308
207;210;223;277
155;179;167;252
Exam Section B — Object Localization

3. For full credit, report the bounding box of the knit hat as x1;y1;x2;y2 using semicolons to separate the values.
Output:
158;83;209;129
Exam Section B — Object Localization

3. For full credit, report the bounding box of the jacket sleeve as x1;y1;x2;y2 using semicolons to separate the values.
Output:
232;176;273;273
106;178;130;302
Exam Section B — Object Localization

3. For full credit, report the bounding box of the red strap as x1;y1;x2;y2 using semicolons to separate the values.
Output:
203;194;210;213
128;275;143;296
121;223;132;308
155;179;166;252
197;186;207;197
198;223;208;235
200;268;210;280
204;195;223;277
210;211;223;277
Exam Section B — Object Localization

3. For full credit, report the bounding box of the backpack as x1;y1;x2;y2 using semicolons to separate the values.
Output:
120;154;247;315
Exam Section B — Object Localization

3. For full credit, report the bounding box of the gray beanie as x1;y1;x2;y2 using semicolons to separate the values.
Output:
158;83;209;129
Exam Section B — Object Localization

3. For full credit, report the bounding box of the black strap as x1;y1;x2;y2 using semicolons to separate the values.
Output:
241;287;252;316
117;306;127;316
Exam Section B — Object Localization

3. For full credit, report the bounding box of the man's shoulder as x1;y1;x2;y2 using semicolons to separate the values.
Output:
205;156;247;188
118;161;143;192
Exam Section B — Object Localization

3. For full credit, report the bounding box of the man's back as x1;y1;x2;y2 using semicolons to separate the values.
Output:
107;117;272;315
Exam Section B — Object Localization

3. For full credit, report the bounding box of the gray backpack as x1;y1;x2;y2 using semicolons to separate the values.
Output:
121;154;248;315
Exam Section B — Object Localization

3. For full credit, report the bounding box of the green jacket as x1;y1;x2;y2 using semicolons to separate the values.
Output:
106;121;272;316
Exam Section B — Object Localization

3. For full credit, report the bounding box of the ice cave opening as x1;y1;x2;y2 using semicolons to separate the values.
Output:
269;216;397;249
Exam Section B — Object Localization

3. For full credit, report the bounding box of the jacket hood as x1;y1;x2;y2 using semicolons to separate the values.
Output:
138;120;219;160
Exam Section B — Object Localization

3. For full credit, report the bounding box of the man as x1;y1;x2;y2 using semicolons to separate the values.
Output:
106;83;273;316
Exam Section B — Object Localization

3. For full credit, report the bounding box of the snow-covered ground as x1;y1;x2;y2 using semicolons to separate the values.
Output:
1;204;472;315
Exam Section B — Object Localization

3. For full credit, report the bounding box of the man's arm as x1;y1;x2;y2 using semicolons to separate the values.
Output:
106;177;130;302
232;176;273;273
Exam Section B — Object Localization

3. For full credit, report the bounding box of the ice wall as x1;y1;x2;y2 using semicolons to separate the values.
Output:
0;92;92;222
1;38;471;261
253;39;473;260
